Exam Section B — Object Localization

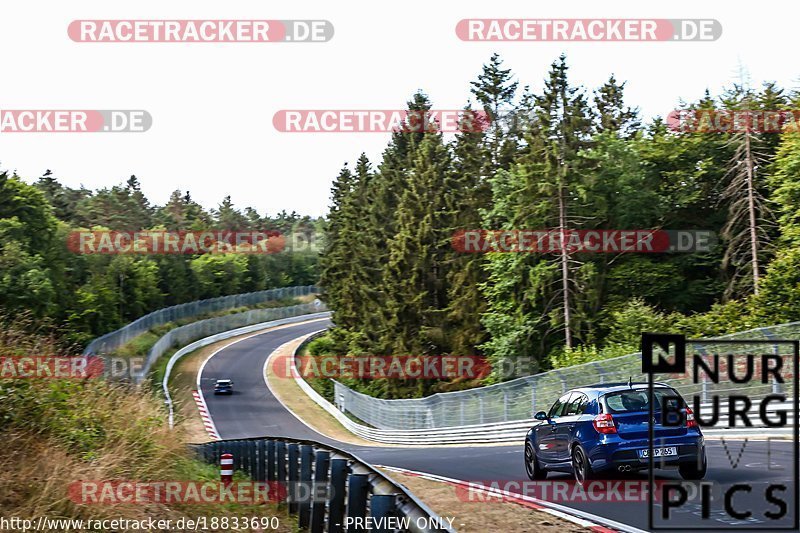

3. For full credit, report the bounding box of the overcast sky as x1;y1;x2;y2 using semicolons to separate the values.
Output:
1;0;798;217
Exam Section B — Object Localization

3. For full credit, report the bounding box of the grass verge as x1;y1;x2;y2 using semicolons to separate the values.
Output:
265;334;390;447
0;317;297;532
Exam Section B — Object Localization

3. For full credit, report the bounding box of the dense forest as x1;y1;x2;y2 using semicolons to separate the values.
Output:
0;171;321;347
320;54;800;396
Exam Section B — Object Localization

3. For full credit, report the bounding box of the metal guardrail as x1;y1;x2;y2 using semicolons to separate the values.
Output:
287;333;528;444
190;436;454;533
330;323;800;431
289;332;794;444
83;285;319;356
133;301;326;383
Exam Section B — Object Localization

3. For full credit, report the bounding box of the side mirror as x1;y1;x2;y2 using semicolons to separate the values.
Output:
534;411;549;421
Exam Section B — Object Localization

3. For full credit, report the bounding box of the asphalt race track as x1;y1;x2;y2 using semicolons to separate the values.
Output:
200;320;798;532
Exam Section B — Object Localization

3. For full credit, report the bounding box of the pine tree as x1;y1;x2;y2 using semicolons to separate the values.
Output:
444;106;491;355
531;55;593;349
125;175;153;228
214;196;249;230
34;170;91;224
594;75;641;138
382;128;453;356
470;54;519;174
341;154;383;353
718;84;777;297
480;55;594;376
319;164;357;342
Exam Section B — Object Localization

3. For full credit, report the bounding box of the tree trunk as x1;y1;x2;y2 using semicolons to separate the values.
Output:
744;132;760;294
558;171;573;349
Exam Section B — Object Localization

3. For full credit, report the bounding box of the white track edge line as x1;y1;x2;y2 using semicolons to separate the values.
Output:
262;331;333;438
196;320;328;441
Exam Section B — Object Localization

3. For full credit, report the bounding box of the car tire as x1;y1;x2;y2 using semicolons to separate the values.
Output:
679;452;707;480
572;445;594;485
524;442;547;480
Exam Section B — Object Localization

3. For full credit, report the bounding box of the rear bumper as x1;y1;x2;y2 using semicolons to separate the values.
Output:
587;433;704;472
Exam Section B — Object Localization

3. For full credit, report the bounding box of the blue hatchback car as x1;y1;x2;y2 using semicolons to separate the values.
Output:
524;382;706;484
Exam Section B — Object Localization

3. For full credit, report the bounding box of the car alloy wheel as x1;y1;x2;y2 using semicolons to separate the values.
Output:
525;443;546;480
572;446;590;485
524;443;535;479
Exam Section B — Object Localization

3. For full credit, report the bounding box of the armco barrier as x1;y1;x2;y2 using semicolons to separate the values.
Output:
288;332;794;444
328;323;800;431
287;332;550;444
190;436;454;533
84;285;318;356
133;301;327;383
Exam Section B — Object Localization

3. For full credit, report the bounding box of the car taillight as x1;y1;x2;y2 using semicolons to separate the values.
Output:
593;413;617;434
685;407;697;428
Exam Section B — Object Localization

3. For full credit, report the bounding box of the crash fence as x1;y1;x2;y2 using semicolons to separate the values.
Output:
330;323;800;431
81;285;322;383
127;301;327;384
191;437;453;533
83;285;319;356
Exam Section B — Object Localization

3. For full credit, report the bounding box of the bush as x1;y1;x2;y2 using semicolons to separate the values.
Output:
604;298;672;345
751;247;800;325
671;299;757;338
308;334;336;356
549;342;638;369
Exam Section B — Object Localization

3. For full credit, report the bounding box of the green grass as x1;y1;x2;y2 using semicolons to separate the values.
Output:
0;318;298;531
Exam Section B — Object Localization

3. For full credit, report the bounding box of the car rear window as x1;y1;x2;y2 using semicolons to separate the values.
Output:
603;388;681;413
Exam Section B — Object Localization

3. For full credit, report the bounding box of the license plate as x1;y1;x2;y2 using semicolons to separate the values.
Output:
639;447;677;458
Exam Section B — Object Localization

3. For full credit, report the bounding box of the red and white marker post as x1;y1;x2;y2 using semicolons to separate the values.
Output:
220;453;233;486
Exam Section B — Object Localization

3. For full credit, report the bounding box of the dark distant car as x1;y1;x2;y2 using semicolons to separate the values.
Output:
524;382;706;485
213;379;234;395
